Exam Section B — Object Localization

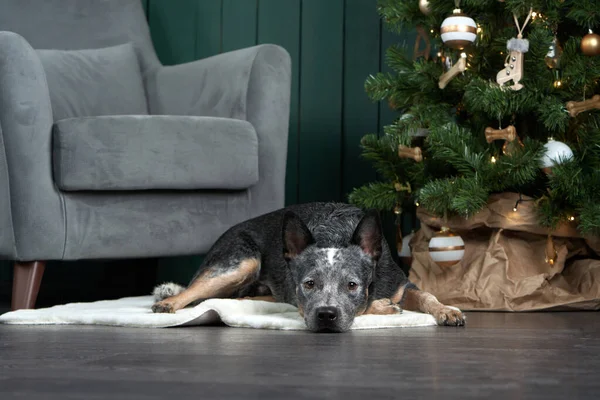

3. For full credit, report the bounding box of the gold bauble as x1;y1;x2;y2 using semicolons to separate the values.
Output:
581;31;600;56
419;0;431;16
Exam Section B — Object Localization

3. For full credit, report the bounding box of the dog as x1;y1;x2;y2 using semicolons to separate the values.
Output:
152;202;465;332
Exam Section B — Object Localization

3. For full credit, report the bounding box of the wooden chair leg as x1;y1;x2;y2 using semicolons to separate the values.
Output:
11;261;46;311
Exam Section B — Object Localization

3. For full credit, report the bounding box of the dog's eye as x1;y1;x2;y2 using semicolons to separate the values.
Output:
348;282;358;291
304;280;315;289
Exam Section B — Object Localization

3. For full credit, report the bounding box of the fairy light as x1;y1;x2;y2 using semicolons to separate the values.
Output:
569;216;575;221
415;201;420;207
491;156;497;163
531;11;537;19
554;80;562;88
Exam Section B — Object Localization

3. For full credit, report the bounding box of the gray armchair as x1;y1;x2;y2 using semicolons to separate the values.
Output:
0;0;291;310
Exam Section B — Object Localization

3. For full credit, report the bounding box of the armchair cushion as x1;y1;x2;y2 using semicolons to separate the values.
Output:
37;43;147;121
53;115;259;191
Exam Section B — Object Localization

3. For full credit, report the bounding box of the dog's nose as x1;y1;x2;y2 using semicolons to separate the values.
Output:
316;306;338;322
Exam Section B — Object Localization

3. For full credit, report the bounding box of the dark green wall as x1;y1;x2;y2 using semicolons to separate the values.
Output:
146;0;417;283
145;0;417;204
1;0;417;304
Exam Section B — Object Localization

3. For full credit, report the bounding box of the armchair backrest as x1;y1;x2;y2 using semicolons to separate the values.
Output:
0;0;159;75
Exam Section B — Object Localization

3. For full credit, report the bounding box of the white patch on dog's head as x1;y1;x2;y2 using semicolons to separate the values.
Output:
323;248;339;266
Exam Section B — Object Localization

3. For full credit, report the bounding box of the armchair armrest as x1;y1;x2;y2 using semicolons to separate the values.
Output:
0;31;65;260
146;44;292;215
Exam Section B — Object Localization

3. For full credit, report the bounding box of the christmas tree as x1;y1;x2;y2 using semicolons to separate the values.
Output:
349;0;600;236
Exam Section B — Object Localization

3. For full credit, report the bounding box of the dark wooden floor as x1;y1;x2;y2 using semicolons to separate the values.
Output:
1;310;599;399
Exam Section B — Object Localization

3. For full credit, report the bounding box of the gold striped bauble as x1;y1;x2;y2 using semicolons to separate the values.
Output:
428;227;465;268
440;8;477;50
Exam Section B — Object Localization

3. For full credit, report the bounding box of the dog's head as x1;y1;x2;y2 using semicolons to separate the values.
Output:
282;210;382;333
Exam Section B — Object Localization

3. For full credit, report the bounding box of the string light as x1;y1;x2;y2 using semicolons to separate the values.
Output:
491;156;497;163
513;194;523;212
553;80;562;88
415;201;420;207
569;216;575;221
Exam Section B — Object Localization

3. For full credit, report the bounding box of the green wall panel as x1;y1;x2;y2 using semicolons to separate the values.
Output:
257;0;301;205
222;0;257;52
298;0;344;203
342;0;380;201
195;0;223;59
149;0;198;65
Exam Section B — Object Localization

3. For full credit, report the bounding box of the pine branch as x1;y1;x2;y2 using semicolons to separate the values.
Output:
348;181;399;211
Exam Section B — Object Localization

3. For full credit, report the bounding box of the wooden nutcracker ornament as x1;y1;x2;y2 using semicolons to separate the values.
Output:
496;9;533;91
566;95;600;117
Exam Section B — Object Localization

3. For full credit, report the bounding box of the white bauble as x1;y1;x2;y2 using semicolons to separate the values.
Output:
440;9;477;50
540;138;573;169
428;228;465;267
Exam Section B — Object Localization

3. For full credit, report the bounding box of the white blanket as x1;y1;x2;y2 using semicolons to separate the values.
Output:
0;296;438;330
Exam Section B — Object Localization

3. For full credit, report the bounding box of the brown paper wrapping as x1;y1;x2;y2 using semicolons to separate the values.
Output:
408;192;600;311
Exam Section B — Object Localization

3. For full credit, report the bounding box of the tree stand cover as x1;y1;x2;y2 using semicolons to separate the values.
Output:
409;193;600;311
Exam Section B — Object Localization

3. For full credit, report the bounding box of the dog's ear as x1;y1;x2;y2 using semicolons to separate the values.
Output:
351;209;382;261
282;211;315;261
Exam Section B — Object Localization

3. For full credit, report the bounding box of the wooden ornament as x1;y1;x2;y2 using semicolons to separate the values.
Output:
398;145;423;162
485;125;523;155
485;125;517;143
496;46;525;90
428;227;465;268
439;53;467;89
413;25;432;61
566;95;600;117
496;10;533;91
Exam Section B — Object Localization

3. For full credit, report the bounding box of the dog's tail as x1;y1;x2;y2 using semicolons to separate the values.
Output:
152;282;185;301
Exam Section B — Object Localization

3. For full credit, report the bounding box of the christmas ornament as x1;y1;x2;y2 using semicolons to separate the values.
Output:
413;26;432;61
418;0;431;16
428;227;465;268
398;145;423;162
566;94;600;117
545;37;562;69
545;235;557;265
581;30;600;56
440;3;477;50
496;9;533;91
398;231;414;267
439;52;467;89
485;125;523;155
540;138;573;174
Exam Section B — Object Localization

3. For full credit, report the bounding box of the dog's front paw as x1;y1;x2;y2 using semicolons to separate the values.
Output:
434;306;466;326
364;298;403;315
152;301;175;314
